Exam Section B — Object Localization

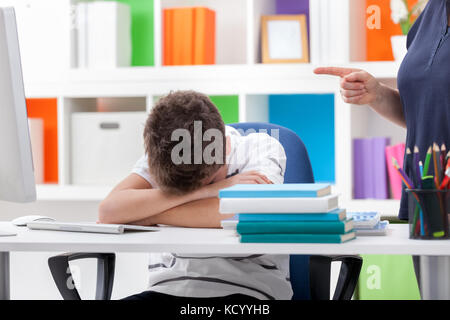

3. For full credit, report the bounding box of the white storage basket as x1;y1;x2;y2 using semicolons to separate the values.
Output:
71;112;147;185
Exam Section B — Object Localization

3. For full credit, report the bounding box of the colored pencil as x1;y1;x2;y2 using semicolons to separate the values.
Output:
406;147;414;186
413;146;421;188
392;157;414;189
439;165;449;190
433;143;441;188
423;146;432;176
419;161;423;177
441;144;447;171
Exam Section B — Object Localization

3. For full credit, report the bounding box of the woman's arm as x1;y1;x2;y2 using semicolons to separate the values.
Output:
314;67;406;128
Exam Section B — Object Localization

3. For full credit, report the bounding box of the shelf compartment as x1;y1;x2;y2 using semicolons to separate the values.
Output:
250;0;311;64
159;0;248;65
244;93;336;183
26;98;59;184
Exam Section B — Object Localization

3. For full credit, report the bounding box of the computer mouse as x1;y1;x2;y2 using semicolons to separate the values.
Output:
11;215;56;227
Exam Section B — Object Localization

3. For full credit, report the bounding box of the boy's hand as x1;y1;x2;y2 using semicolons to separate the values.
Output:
201;171;271;198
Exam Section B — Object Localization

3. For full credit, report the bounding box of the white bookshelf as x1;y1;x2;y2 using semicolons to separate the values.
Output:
3;0;405;217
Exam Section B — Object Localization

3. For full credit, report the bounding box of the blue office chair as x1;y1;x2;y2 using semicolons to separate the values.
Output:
48;123;362;300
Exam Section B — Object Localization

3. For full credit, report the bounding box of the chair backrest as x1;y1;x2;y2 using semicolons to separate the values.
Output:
228;122;315;300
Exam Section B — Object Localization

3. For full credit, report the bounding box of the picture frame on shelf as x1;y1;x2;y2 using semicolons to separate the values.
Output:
261;15;309;64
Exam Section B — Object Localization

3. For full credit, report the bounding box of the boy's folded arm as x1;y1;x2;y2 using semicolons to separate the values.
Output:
130;198;234;228
98;174;210;224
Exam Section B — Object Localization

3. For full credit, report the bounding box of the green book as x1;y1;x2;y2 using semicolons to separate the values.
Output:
236;220;354;235
239;232;356;243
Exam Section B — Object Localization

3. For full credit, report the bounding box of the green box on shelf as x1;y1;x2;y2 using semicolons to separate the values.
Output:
110;0;154;66
152;94;239;124
210;95;239;124
357;254;421;300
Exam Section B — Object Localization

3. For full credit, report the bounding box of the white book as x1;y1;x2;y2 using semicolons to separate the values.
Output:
219;194;339;214
76;2;88;68
87;1;131;69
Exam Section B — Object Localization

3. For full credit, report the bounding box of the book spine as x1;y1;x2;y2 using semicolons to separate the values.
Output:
238;213;343;222
116;3;131;67
193;7;205;65
236;221;348;234
372;137;390;199
76;3;88;68
364;138;374;198
220;190;318;198
172;8;194;65
240;233;350;243
353;138;365;199
88;2;117;68
386;143;405;199
163;9;173;65
219;197;338;214
205;9;215;64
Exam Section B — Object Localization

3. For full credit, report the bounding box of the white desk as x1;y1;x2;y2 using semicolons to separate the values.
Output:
0;222;449;300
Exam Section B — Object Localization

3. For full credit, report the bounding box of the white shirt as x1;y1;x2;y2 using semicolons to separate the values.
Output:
132;126;292;300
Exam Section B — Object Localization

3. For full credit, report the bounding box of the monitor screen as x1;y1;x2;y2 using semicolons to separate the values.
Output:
0;7;36;203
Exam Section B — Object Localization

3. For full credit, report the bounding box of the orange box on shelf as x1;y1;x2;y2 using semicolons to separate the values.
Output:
163;7;216;66
366;0;419;61
193;7;215;65
26;98;58;184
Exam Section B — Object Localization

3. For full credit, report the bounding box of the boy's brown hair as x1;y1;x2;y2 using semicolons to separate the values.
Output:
143;90;226;194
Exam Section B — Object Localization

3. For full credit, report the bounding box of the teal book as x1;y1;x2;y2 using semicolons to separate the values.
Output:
238;209;346;222
236;219;354;235
240;232;356;243
219;183;331;198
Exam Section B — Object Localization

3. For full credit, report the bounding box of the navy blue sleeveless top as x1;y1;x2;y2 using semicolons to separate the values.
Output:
397;0;450;220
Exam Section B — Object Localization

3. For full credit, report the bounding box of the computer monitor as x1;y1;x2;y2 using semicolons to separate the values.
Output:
0;7;37;233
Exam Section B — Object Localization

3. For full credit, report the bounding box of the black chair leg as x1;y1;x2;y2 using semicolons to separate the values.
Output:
48;253;116;300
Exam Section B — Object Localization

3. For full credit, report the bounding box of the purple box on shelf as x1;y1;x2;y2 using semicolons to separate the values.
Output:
372;137;390;199
353;137;391;199
276;0;309;15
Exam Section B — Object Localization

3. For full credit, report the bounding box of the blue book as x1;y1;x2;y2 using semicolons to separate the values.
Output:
219;183;331;198
239;232;356;243
238;209;346;222
237;219;354;235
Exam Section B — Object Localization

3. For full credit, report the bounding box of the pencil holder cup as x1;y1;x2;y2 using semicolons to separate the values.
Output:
407;189;449;240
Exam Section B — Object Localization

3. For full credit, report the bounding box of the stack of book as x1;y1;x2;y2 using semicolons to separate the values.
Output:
163;7;215;65
219;184;356;243
346;212;389;236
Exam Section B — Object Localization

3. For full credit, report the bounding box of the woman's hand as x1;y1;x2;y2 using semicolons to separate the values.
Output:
314;67;382;105
314;66;406;128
